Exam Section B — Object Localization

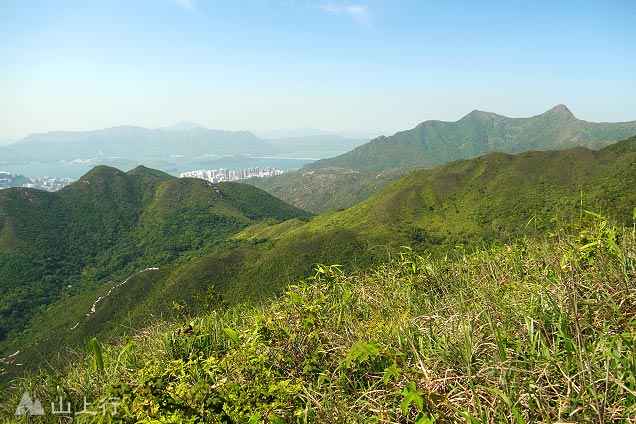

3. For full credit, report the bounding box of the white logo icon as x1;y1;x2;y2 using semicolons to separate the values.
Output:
15;391;45;416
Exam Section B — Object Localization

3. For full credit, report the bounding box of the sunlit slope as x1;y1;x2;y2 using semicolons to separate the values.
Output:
249;106;636;212
158;136;636;315
0;165;310;359
7;210;635;422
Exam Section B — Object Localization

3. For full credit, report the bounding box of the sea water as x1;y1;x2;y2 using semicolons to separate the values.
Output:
1;151;345;180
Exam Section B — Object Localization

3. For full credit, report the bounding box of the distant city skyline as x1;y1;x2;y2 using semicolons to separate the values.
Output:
1;0;635;140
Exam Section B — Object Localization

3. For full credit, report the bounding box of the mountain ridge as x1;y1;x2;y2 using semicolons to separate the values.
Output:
2;126;281;162
248;105;636;213
307;104;636;172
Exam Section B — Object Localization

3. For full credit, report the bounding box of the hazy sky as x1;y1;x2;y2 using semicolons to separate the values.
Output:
1;0;635;140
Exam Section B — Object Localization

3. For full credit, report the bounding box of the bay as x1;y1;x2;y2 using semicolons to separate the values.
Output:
0;151;345;180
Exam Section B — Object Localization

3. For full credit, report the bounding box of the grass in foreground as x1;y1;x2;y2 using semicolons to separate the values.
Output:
2;212;636;423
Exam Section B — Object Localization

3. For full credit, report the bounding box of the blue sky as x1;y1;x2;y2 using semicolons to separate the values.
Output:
0;0;635;140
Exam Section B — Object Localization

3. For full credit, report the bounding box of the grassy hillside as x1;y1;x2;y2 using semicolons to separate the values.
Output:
215;136;636;318
36;135;630;377
244;137;636;256
0;166;311;381
248;167;410;213
3;212;634;422
249;106;636;212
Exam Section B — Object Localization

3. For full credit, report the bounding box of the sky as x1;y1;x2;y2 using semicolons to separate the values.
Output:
0;0;635;141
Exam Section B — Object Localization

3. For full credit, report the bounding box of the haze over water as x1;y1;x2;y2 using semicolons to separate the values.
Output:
2;151;345;180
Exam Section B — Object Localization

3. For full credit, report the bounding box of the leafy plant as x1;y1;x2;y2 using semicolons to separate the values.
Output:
87;337;104;375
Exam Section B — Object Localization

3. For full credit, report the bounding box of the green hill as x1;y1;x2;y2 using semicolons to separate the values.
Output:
249;105;636;212
212;136;636;309
0;166;311;380
248;167;411;213
91;135;636;331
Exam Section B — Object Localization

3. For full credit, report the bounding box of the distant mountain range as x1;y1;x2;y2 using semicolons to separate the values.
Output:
0;126;281;162
0;125;370;167
250;105;636;212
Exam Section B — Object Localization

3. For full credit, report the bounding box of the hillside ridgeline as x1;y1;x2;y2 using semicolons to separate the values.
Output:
249;105;636;212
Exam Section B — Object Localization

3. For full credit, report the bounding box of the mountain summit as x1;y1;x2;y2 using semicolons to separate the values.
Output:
460;109;506;121
306;105;636;172
544;104;576;118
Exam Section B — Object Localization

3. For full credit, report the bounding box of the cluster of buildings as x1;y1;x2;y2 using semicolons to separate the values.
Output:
1;165;288;192
179;166;284;183
0;172;74;191
0;172;23;189
23;176;74;191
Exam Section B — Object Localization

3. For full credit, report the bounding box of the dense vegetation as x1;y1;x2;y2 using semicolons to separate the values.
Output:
244;137;636;257
0;166;311;382
250;105;636;212
2;210;635;422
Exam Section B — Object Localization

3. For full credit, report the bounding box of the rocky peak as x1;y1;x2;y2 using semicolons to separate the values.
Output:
546;104;576;119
